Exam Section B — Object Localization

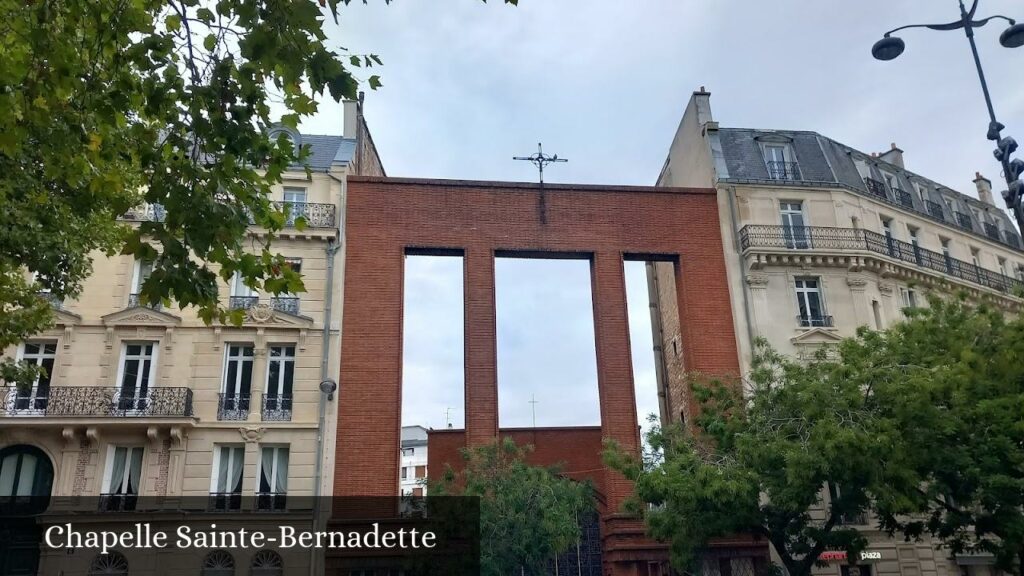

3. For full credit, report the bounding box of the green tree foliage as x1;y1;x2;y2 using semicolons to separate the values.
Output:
0;0;516;384
850;298;1024;574
432;438;593;576
606;343;912;576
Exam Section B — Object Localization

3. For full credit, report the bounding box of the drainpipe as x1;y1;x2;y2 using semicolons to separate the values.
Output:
724;184;757;374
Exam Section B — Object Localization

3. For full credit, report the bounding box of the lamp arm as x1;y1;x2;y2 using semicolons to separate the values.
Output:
883;21;967;37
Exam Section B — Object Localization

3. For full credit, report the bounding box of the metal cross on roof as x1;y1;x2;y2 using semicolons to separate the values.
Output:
514;143;567;184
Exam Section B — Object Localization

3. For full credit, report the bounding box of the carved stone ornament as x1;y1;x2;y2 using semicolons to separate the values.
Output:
238;426;267;443
846;276;869;290
745;274;770;288
878;283;894;296
247;303;275;323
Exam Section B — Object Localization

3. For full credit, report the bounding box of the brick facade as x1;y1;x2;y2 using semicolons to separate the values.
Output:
334;176;743;575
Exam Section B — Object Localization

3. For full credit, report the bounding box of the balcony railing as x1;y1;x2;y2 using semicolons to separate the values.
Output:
925;200;945;221
127;293;163;311
271;201;336;229
739;225;1024;295
217;393;251;420
797;314;834;328
99;493;138;512
256;492;288;512
229;296;259;310
956;211;972;229
864;178;888;199
270;297;300;315
1;387;193;417
985;223;1001;241
208;492;243;512
766;161;802;181
892;189;913;208
261;394;293;421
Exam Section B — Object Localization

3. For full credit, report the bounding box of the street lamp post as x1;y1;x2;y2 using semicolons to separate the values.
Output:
872;0;1024;233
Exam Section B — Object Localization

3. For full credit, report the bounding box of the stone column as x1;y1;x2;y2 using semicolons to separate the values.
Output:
745;273;771;337
464;247;498;446
846;276;870;328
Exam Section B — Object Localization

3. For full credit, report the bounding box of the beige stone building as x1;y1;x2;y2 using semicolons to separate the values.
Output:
0;99;382;575
650;89;1020;576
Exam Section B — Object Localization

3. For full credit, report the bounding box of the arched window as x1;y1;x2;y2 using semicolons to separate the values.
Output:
88;552;128;575
202;550;236;576
0;445;54;514
250;550;282;576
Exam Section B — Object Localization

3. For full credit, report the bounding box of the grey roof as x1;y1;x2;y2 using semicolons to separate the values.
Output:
293;134;356;171
716;127;1022;250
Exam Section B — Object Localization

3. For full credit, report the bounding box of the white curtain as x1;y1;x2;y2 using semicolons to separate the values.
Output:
228;448;243;493
16;454;37;497
109;447;127;493
216;447;230;492
128;448;143;494
0;454;17;496
260;448;272;493
274;449;288;494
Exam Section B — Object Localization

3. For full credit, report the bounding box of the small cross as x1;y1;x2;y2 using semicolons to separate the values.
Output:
514;143;567;184
528;394;539;428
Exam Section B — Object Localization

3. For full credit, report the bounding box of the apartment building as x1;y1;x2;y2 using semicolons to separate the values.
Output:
651;89;1018;576
0;99;382;575
399;425;428;497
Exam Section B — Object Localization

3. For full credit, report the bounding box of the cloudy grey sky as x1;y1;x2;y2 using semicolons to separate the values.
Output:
304;1;1024;430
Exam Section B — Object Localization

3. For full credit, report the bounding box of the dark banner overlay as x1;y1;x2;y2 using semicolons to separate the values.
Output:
0;497;479;575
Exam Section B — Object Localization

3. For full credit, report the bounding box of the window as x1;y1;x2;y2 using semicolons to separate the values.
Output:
764;145;794;180
1017;265;1024;282
131;258;154;295
872;300;883;330
14;341;56;413
210;445;244;511
415;465;427;479
258;447;289;510
941;238;953;273
282;187;307;225
202;550;236;576
915;184;927;202
401;467;408;480
998;257;1008;277
220;345;254;419
229;272;258;309
841;566;873;576
794;278;828;327
264;345;295;420
971;248;981;269
0;445;54;513
89;552;129;576
117;342;156;412
829;483;867;525
251;550;283;576
102;446;143;511
271;261;302;315
884;173;897;191
908;227;922;264
780;201;809;249
881;218;894;239
901;287;918;309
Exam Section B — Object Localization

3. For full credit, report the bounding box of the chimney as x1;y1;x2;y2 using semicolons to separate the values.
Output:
342;99;358;139
878;142;905;168
974;172;995;205
692;86;713;126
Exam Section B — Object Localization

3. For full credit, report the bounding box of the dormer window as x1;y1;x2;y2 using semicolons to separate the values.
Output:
761;143;800;180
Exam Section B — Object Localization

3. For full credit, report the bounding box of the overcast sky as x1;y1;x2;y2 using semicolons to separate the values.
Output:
303;1;1024;430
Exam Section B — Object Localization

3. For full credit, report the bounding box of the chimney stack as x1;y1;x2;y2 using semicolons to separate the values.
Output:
974;172;995;205
878;142;905;169
342;99;358;139
692;86;713;126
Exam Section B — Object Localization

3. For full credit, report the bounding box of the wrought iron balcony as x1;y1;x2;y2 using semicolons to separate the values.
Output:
120;203;166;223
261;394;293;421
270;297;300;315
1;386;193;417
864;178;888;199
127;293;163;311
256;492;288;512
956;211;973;229
268;201;336;229
797;314;834;328
228;295;259;310
765;161;802;181
208;492;243;512
984;223;1001;241
99;493;138;512
924;200;945;221
892;188;913;208
738;225;1024;295
217;393;250;421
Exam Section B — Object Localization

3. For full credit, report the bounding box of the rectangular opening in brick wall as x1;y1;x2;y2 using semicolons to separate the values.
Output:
495;255;601;428
623;259;664;441
401;253;465;431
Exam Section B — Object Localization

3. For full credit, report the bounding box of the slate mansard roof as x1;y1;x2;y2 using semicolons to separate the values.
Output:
300;134;356;171
715;127;1022;250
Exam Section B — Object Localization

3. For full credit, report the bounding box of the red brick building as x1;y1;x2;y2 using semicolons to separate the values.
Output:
332;176;765;575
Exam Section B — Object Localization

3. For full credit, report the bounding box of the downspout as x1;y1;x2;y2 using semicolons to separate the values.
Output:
724;184;757;370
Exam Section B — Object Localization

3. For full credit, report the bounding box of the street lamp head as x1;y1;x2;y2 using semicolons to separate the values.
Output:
872;36;906;61
999;22;1024;48
319;378;338;400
